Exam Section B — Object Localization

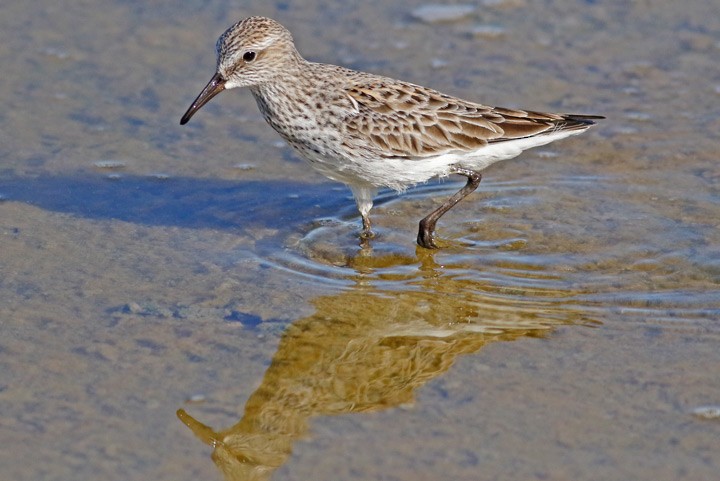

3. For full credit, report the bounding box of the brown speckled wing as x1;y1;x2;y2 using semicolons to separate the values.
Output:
344;80;592;159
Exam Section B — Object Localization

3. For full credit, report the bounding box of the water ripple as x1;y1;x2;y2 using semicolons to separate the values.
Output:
251;174;720;333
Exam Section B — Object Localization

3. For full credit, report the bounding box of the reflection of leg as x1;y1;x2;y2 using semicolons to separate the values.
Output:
417;169;482;249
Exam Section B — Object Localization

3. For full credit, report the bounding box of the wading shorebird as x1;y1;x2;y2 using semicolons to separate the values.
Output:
181;16;602;248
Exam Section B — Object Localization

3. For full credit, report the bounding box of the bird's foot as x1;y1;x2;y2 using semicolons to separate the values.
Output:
359;228;375;249
417;221;440;249
360;229;375;240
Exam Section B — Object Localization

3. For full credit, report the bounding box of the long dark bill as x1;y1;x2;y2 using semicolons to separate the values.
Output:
180;73;226;125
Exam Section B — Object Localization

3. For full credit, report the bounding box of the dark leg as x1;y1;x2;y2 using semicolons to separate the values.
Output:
358;214;374;249
350;185;376;242
417;169;482;249
360;214;374;239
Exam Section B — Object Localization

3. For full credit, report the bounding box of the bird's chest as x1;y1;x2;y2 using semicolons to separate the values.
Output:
250;86;350;164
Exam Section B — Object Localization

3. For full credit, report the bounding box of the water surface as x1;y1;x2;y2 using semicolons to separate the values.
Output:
1;1;719;480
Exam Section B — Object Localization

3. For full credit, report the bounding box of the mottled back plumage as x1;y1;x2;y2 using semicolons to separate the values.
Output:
344;79;594;159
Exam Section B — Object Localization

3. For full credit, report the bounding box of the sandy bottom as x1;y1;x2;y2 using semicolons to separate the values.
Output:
1;1;719;480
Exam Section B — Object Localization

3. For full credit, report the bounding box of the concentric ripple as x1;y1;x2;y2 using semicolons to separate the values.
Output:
251;174;720;334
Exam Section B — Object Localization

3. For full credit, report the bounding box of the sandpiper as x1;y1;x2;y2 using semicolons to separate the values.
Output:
181;16;602;248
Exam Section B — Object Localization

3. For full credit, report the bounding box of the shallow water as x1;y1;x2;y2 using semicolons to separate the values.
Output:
1;1;719;480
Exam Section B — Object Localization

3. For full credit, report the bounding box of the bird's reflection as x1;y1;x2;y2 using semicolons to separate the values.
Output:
178;249;591;481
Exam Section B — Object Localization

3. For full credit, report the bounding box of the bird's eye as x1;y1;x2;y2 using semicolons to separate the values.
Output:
243;51;256;62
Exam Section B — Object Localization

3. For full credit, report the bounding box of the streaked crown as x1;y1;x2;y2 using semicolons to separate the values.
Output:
215;16;300;89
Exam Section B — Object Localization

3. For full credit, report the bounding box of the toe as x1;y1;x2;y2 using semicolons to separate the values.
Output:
416;231;439;249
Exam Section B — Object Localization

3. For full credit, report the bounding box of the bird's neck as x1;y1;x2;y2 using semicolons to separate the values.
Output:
249;58;313;105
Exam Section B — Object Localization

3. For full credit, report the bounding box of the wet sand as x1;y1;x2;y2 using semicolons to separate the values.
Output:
1;1;719;480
